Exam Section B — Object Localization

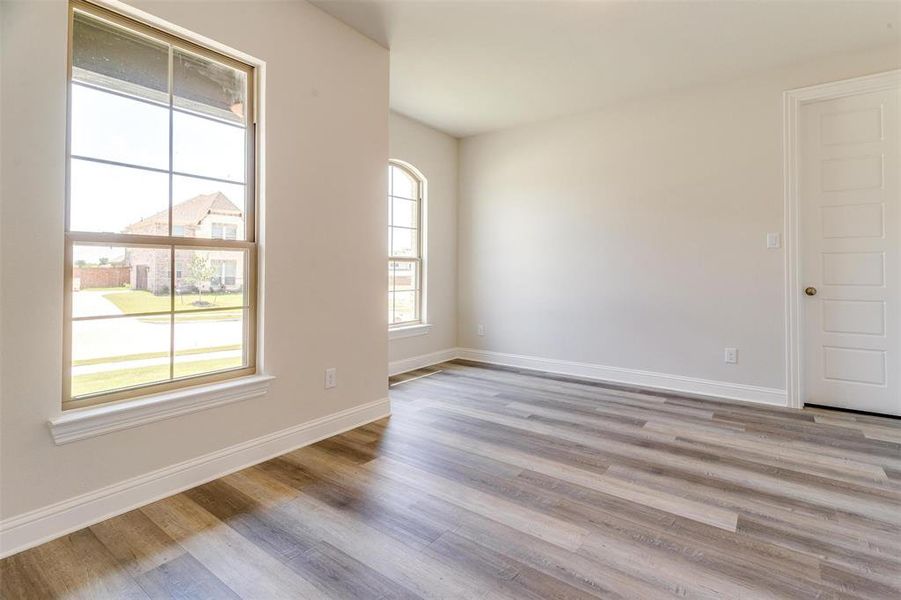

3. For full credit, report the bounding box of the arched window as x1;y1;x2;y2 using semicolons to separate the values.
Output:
388;161;425;328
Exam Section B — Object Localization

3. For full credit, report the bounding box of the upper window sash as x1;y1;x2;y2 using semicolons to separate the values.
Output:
68;1;257;246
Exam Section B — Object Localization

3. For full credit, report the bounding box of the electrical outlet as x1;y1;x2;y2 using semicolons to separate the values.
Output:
766;232;781;249
724;347;738;364
477;324;486;336
325;368;337;389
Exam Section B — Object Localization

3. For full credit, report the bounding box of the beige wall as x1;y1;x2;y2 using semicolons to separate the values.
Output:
388;112;458;363
458;45;901;391
0;0;388;519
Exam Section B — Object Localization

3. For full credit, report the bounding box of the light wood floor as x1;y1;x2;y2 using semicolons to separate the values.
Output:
3;360;901;599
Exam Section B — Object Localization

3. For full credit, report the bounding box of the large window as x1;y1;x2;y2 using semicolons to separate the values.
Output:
64;1;257;408
388;162;425;327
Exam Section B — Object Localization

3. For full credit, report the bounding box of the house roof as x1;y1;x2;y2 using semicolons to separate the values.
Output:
124;192;242;231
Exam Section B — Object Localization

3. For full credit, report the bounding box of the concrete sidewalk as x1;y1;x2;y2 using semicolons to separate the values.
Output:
72;348;242;376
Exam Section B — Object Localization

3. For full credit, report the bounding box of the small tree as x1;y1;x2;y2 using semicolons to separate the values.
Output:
186;255;217;305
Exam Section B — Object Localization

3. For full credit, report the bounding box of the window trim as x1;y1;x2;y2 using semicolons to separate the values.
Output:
62;0;259;410
388;160;427;330
388;323;432;340
49;374;275;445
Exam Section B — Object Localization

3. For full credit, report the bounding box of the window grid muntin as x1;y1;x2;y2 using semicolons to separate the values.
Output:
64;1;257;409
69;153;247;188
388;162;423;327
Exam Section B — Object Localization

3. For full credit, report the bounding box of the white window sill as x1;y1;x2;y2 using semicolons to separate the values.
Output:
389;323;432;340
48;374;275;445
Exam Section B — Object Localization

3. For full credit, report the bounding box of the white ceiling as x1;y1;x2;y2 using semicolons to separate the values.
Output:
311;1;901;137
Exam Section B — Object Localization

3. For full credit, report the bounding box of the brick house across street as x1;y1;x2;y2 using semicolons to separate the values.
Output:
124;192;245;295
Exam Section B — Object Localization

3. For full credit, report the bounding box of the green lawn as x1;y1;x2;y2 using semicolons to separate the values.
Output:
102;290;244;314
72;356;244;397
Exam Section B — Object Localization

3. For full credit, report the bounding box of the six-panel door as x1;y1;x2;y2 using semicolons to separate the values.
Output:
801;86;900;416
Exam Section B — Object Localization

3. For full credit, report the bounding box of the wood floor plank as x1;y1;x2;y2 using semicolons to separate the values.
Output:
605;464;901;557
285;541;421;600
2;529;149;600
90;510;185;577
182;479;318;561
3;361;900;598
365;455;589;550
426;530;599;600
415;400;901;549
134;553;240;600
222;466;515;599
405;492;661;600
415;396;901;523
140;494;326;599
643;420;894;483
387;417;740;531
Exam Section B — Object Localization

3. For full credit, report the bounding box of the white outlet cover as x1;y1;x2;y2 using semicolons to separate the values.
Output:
724;348;738;364
325;368;337;389
766;232;781;249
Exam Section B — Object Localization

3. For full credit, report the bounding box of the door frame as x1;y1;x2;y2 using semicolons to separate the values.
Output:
783;69;901;409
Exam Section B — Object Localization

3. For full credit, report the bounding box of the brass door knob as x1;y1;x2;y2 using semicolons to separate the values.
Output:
805;286;817;296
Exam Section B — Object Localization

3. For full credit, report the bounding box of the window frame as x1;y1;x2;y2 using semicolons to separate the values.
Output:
62;0;258;410
387;160;426;330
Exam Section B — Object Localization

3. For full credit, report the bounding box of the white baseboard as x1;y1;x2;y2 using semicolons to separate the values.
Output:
0;398;391;559
457;348;788;407
389;347;459;376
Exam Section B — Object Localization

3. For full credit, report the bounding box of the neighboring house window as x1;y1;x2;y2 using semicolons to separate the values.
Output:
388;161;425;327
211;259;238;286
64;1;257;408
212;222;238;240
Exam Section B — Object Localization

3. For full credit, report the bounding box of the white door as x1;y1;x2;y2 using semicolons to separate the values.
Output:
801;85;900;415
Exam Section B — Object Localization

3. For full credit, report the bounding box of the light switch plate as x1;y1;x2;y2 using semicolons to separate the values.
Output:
766;232;781;249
